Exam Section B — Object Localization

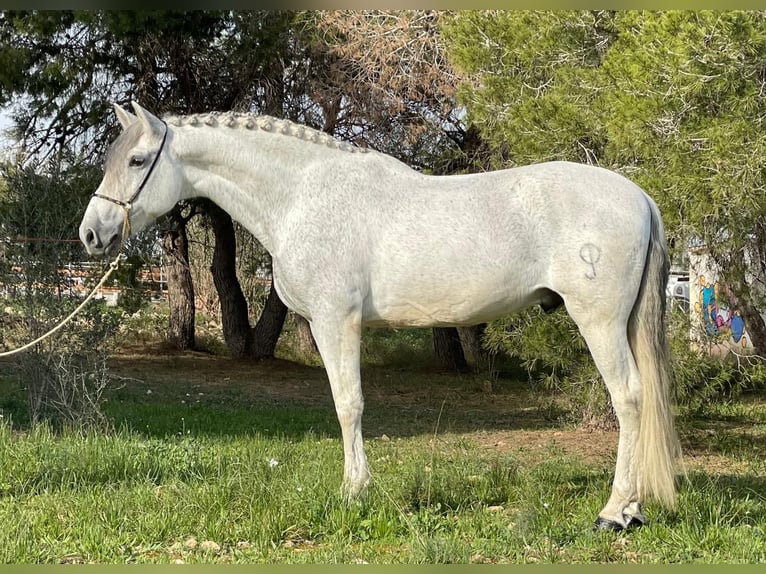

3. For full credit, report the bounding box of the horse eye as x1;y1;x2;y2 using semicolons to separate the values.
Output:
129;155;145;168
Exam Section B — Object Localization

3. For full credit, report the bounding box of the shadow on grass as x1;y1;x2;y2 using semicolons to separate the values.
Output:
3;352;765;478
97;388;568;442
23;352;557;440
0;352;554;438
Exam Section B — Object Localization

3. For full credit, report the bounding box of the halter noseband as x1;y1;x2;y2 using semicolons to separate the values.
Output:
93;120;169;214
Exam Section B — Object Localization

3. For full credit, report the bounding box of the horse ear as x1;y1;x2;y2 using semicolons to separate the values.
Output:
113;103;136;130
130;101;165;137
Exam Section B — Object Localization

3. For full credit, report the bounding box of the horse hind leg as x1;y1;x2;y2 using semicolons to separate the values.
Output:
568;311;647;531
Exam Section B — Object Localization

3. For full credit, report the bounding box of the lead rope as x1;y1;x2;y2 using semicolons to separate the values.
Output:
0;207;131;358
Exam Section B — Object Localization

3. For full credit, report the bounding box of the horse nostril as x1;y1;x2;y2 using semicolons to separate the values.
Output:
85;228;102;249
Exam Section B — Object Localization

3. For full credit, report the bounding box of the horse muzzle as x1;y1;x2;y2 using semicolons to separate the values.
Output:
79;223;122;257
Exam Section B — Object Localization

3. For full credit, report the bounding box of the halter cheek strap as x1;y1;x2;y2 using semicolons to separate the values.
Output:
92;120;169;219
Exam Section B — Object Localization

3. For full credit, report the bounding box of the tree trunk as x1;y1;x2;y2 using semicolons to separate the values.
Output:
458;324;487;366
208;203;252;358
294;313;319;358
432;327;469;372
738;297;766;357
162;214;196;351
733;283;766;356
250;281;288;359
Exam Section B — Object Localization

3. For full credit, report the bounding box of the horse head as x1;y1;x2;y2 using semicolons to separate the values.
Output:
79;102;179;256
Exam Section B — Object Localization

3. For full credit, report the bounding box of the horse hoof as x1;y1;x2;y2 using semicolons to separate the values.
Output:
594;516;645;532
594;517;625;532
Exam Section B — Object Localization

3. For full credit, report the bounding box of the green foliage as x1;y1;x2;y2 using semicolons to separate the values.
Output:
445;10;766;247
597;12;766;249
0;160;97;261
484;309;591;384
443;11;617;167
483;309;609;427
360;328;435;369
0;11;239;158
110;255;150;316
482;304;766;424
0;160;120;428
444;10;766;411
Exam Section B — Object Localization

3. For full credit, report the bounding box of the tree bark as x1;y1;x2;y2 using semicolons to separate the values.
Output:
250;281;288;359
728;272;766;356
294;313;319;358
208;203;252;358
737;293;766;356
433;327;469;372
458;324;487;366
208;202;289;360
162;212;196;351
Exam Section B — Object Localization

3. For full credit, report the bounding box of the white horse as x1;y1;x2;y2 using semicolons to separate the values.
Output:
79;102;680;530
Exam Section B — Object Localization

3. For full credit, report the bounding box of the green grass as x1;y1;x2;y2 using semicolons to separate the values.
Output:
0;354;764;563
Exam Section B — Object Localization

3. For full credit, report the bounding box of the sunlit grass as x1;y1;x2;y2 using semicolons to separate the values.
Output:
0;348;765;563
0;385;763;563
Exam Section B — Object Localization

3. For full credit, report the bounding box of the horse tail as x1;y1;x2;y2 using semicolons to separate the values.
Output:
628;196;681;509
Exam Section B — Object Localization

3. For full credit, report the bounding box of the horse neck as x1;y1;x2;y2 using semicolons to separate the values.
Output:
171;120;322;255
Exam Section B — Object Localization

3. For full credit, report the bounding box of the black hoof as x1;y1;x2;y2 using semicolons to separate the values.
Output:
594;516;645;532
627;515;647;529
594;517;624;532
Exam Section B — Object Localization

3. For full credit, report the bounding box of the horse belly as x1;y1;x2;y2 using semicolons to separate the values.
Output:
363;216;546;327
362;274;541;328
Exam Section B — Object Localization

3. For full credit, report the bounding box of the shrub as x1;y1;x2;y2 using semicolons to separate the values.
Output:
0;160;124;429
3;299;121;430
482;304;766;426
483;308;612;428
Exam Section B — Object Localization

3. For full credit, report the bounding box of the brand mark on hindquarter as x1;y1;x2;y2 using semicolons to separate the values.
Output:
579;243;601;280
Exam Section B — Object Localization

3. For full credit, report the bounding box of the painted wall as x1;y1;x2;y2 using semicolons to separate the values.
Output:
688;248;752;355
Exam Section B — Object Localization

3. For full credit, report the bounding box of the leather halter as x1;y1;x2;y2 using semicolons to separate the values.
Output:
92;120;169;213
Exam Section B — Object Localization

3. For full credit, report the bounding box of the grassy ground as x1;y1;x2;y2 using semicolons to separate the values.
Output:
0;337;765;563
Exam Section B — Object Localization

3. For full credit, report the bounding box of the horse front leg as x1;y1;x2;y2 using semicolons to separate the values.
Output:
309;309;370;500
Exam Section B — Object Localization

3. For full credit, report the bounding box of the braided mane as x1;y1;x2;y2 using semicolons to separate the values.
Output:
164;112;368;154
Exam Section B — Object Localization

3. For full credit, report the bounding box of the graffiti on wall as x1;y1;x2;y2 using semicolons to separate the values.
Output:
694;275;748;347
